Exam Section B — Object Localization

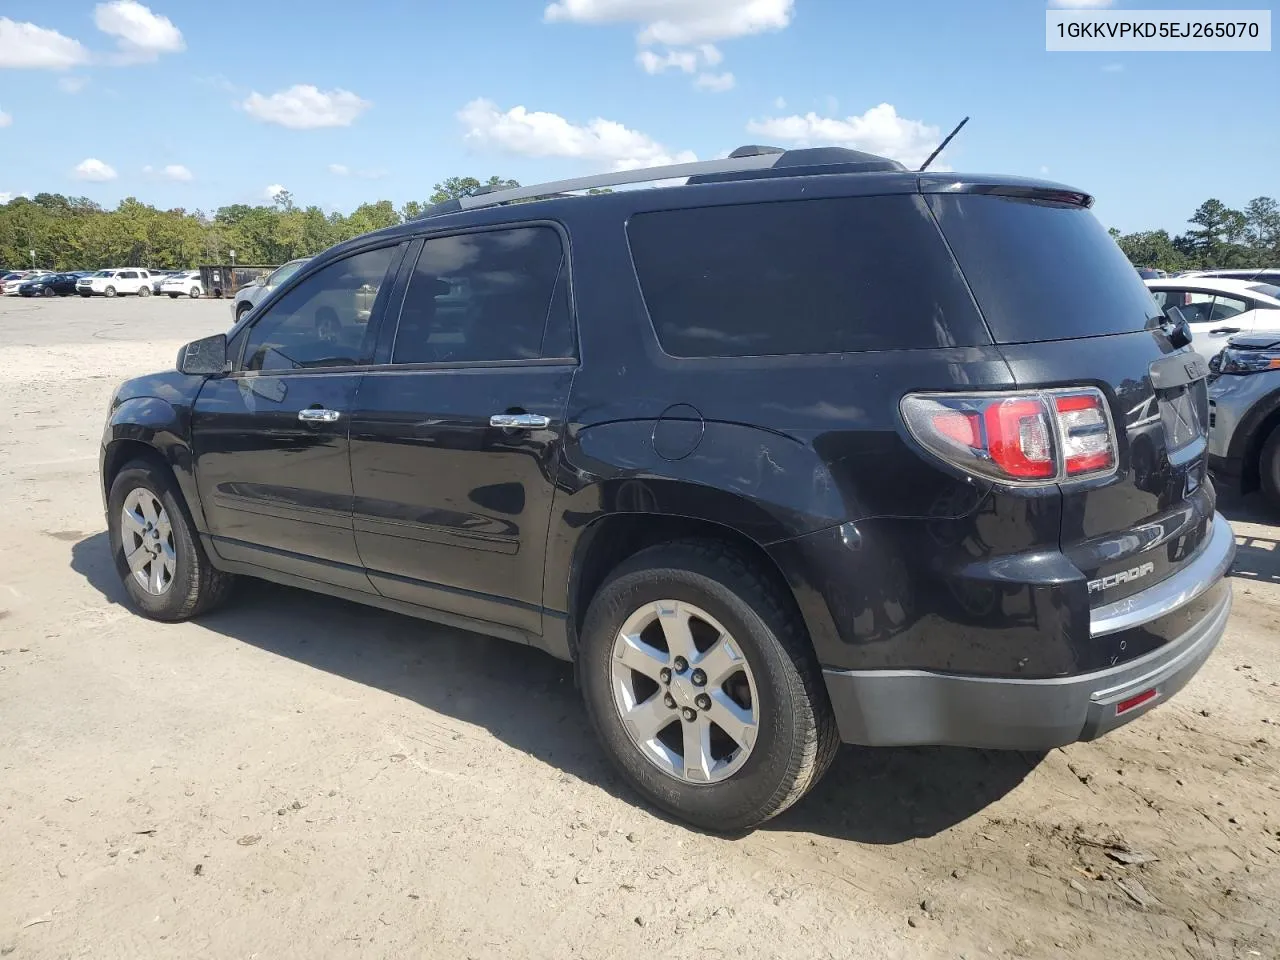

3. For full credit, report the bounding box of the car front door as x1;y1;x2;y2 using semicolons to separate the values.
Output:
1154;288;1259;360
347;225;575;635
191;243;404;589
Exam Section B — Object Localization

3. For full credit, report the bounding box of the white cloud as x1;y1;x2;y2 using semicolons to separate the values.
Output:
699;43;723;65
328;163;386;179
0;108;11;128
773;95;786;109
94;1;185;64
695;71;735;92
545;0;794;45
637;48;698;73
0;192;11;203
242;84;371;129
1050;0;1112;6
0;18;89;69
746;103;943;168
264;183;287;200
146;163;192;181
57;75;88;93
1101;62;1124;72
73;158;118;182
459;98;696;171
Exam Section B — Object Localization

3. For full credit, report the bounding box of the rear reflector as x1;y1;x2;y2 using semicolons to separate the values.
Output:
1115;688;1158;716
1054;392;1116;476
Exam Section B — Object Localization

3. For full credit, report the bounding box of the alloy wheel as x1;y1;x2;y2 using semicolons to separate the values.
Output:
120;488;176;596
610;600;759;784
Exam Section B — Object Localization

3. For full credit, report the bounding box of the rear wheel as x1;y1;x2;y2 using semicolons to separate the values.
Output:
190;286;201;299
107;460;234;621
578;540;838;831
42;287;55;297
104;286;117;298
1259;424;1280;511
138;285;151;298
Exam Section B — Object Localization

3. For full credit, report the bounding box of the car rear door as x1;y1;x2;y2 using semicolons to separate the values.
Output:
191;243;405;589
347;223;575;636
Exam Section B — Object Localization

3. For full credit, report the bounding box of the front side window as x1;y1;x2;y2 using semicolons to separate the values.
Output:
392;226;568;364
241;246;397;372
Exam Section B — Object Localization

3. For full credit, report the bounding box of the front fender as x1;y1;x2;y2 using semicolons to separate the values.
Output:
102;396;206;531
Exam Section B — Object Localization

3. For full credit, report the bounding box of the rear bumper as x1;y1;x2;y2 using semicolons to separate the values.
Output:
823;512;1235;749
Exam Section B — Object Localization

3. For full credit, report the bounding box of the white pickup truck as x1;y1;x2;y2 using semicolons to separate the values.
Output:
77;268;160;298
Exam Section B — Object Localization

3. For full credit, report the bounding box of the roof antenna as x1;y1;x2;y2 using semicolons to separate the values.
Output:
918;116;969;172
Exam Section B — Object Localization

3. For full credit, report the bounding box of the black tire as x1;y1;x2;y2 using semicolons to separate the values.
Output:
578;539;839;831
42;287;55;297
235;302;251;322
107;459;234;621
189;287;201;299
168;292;179;299
79;292;91;298
104;285;117;298
138;285;151;298
1259;423;1280;510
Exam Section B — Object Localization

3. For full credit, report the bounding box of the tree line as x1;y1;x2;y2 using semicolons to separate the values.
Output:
2;177;1276;273
0;176;517;272
1110;197;1279;273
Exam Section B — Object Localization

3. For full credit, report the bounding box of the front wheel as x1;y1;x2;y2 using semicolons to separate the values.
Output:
579;540;838;831
107;460;234;621
137;285;151;298
235;302;251;322
190;287;201;299
42;287;55;297
168;292;179;298
104;286;117;298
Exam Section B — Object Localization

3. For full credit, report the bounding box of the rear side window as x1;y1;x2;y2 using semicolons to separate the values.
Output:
628;195;986;357
392;226;568;364
929;195;1163;343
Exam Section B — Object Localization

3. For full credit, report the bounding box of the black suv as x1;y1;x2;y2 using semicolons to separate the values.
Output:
101;147;1234;830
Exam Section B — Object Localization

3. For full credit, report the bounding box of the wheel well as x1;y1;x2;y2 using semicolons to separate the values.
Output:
569;514;803;655
102;439;169;500
1241;406;1280;495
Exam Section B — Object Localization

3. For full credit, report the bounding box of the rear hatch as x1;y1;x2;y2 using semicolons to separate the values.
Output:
928;187;1216;611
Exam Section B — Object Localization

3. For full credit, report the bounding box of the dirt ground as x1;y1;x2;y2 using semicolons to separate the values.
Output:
0;295;1277;960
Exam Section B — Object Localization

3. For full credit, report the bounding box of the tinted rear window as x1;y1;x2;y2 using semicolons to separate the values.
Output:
928;195;1163;343
1248;283;1280;301
627;195;987;357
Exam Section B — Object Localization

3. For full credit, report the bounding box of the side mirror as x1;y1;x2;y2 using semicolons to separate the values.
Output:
1162;306;1194;349
177;333;229;376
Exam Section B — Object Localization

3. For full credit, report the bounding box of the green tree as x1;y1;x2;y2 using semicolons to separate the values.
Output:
427;175;520;206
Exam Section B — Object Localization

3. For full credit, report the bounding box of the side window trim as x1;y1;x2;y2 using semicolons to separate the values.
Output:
374;219;578;369
229;240;408;376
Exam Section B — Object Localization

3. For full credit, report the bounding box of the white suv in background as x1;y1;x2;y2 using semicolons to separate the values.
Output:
76;268;159;298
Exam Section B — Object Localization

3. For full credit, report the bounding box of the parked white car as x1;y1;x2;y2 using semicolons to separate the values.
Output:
160;271;204;299
148;270;177;294
230;257;310;322
77;268;160;298
1145;277;1280;362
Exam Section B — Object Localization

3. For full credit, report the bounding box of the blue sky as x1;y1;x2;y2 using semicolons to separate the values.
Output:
0;0;1276;233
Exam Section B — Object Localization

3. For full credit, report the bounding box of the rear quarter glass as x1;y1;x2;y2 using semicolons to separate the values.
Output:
928;195;1163;344
626;194;989;358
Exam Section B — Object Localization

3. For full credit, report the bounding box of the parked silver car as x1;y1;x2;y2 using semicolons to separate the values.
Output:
1208;332;1280;508
230;257;310;322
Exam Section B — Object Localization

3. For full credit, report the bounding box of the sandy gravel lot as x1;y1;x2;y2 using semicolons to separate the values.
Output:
1;295;1277;960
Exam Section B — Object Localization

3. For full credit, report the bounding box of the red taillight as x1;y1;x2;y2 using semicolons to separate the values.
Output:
1054;393;1115;475
902;387;1118;484
985;398;1054;479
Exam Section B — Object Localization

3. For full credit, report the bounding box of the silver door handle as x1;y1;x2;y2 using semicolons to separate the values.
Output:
298;408;341;423
489;413;550;429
